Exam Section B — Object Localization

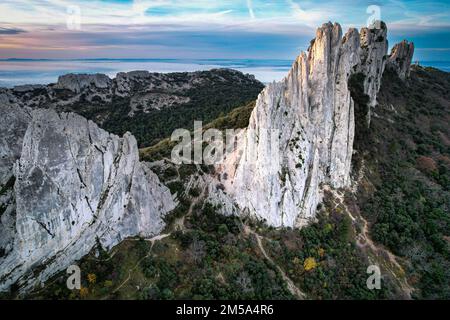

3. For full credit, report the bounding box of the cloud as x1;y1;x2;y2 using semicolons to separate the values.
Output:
0;27;26;35
0;22;312;60
0;0;332;31
0;0;449;61
415;48;450;51
286;0;335;27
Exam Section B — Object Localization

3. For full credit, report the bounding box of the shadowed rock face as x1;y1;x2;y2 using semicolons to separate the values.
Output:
0;106;175;293
387;40;415;80
212;22;412;228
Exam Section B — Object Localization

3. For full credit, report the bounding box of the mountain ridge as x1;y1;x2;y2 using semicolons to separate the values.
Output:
2;21;448;300
0;107;175;293
209;21;413;228
1;68;263;148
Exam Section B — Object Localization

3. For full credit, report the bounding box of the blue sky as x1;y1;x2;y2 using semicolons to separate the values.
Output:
0;0;449;61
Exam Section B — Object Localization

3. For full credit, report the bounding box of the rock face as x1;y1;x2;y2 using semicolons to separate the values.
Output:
1;68;263;146
0;105;31;187
0;105;175;293
359;23;389;123
387;40;415;80
3;68;261;114
0;21;415;292
214;22;410;228
55;74;112;93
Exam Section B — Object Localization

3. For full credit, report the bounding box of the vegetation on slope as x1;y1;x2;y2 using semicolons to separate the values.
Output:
21;165;294;300
260;197;400;299
21;192;395;300
139;100;256;162
19;160;400;300
355;66;450;299
71;70;263;148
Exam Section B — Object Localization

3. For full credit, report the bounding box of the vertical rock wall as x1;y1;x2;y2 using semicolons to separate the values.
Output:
0;106;175;293
216;22;411;228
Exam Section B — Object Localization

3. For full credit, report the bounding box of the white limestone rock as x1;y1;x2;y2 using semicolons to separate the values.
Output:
387;40;415;80
0;105;31;186
359;22;389;114
213;22;390;228
55;73;112;93
0;107;175;293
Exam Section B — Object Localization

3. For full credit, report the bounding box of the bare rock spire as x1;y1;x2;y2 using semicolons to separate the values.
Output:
213;22;391;228
387;40;415;80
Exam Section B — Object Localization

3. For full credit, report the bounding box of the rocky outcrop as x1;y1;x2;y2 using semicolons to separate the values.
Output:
1;68;263;150
0;105;31;187
55;73;112;93
0;106;175;293
387;40;415;80
359;23;389;123
4;69;260;112
213;22;410;228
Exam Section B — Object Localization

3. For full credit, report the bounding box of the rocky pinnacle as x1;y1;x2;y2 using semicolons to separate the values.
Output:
214;22;413;228
0;107;175;293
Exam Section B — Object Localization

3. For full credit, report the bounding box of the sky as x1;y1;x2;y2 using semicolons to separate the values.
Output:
0;0;449;61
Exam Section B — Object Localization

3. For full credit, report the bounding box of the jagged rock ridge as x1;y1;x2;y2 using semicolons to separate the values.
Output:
0;21;415;293
386;40;415;80
55;73;112;93
0;106;175;293
1;68;260;116
213;22;413;228
1;68;263;147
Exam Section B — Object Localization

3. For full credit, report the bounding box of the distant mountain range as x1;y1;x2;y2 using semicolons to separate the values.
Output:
1;58;449;88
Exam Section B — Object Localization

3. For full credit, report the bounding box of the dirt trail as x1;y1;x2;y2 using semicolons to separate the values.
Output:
356;213;414;298
325;163;414;298
112;249;153;294
112;182;206;294
244;226;307;300
127;233;170;243
174;182;206;232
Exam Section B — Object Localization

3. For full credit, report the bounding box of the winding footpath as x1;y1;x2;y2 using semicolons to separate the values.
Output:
243;225;307;300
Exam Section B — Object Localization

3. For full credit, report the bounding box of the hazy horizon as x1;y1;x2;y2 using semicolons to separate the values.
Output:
1;1;449;87
1;58;449;88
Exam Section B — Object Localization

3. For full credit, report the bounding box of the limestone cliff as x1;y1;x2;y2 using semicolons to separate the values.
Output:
213;22;412;228
55;73;112;93
1;68;263;147
359;23;389;123
387;40;415;80
0;106;175;293
0;21;416;293
3;69;260;115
